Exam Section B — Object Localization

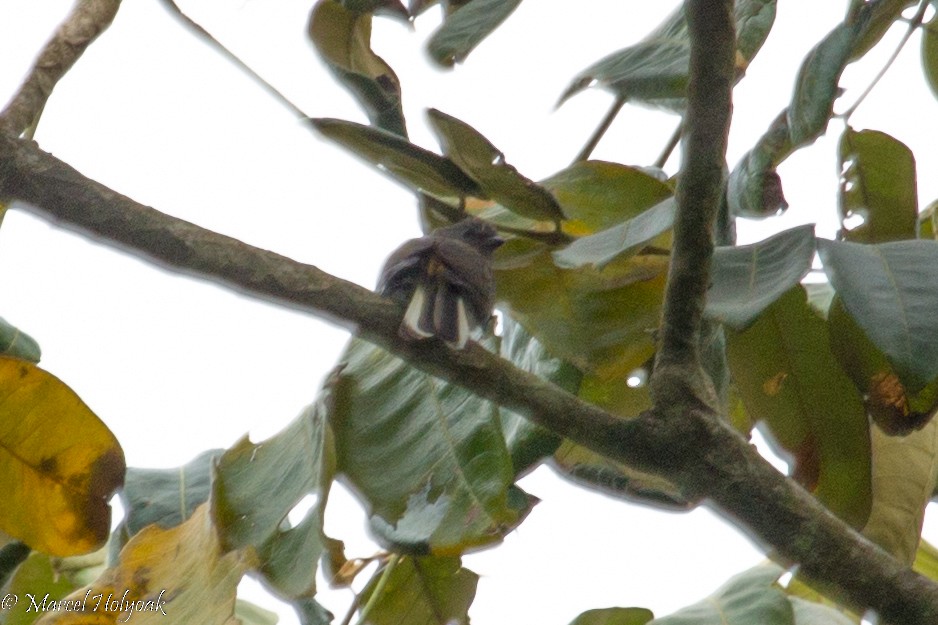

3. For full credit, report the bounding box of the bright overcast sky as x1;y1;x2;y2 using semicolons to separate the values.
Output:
2;1;938;624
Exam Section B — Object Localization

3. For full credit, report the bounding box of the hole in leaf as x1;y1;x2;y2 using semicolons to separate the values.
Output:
282;493;320;530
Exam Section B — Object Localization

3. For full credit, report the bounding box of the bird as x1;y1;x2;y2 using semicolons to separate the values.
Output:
377;218;503;349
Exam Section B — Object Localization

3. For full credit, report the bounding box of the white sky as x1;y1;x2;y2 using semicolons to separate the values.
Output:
2;1;938;624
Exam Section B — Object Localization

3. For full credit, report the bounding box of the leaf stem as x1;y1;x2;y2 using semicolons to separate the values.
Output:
157;0;310;120
572;96;625;164
841;0;930;121
353;553;400;625
654;119;683;169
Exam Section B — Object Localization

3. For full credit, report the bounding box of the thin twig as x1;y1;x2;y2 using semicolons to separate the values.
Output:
0;0;120;135
157;0;310;120
840;0;931;121
572;96;625;164
653;119;683;170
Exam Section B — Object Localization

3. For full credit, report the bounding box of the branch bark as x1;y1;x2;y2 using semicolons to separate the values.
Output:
0;0;120;136
2;1;938;622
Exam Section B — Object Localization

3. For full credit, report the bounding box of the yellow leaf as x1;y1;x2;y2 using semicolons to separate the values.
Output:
862;420;938;564
34;505;253;625
0;357;124;556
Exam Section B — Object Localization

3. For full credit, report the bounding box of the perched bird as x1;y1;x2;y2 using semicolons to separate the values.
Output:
378;218;503;349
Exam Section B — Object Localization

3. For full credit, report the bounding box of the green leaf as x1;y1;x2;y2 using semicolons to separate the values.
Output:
568;607;655;625
427;0;522;66
330;337;528;553
924;14;938;100
862;420;938;564
358;556;477;625
787;18;863;146
651;564;792;625
560;0;776;109
340;0;409;17
848;0;916;61
553;198;675;270
731;2;911;218
212;399;335;598
295;597;335;625
497;317;574;476
427;109;564;222
788;597;857;625
837;127;917;243
308;0;407;135
818;238;938;390
2;550;106;625
541;161;673;233
495;239;668;379
120;449;221;535
727;111;792;219
726;287;871;527
311;118;482;202
235;599;280;625
0;317;40;363
706;225;816;330
914;539;938;581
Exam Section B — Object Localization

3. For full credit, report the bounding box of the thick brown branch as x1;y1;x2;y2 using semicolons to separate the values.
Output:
0;0;121;136
654;0;734;381
2;133;938;623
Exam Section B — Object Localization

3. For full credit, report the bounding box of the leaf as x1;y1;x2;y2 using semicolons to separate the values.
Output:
0;358;125;557
358;556;477;625
732;2;914;216
495;239;668;379
848;0;916;61
427;109;564;222
818;238;938;390
862;420;938;564
560;0;777;109
553;198;675;270
120;449;221;536
329;337;528;554
837;127;917;243
788;597;857;625
497;317;573;476
924;14;938;100
308;0;406;135
295;597;335;625
705;225;816;330
727;112;792;219
787;15;866;146
568;607;655;625
426;0;522;66
34;505;251;625
726;287;871;527
541;161;673;234
0;318;40;362
651;564;792;625
914;539;938;581
234;600;279;625
311;118;481;202
828;298;936;435
2;550;107;625
212;399;336;599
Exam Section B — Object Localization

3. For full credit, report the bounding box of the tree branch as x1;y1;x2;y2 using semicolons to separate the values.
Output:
2;131;938;624
653;0;734;382
0;0;121;136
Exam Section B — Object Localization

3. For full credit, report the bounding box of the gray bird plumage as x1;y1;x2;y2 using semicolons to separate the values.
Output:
378;218;503;348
